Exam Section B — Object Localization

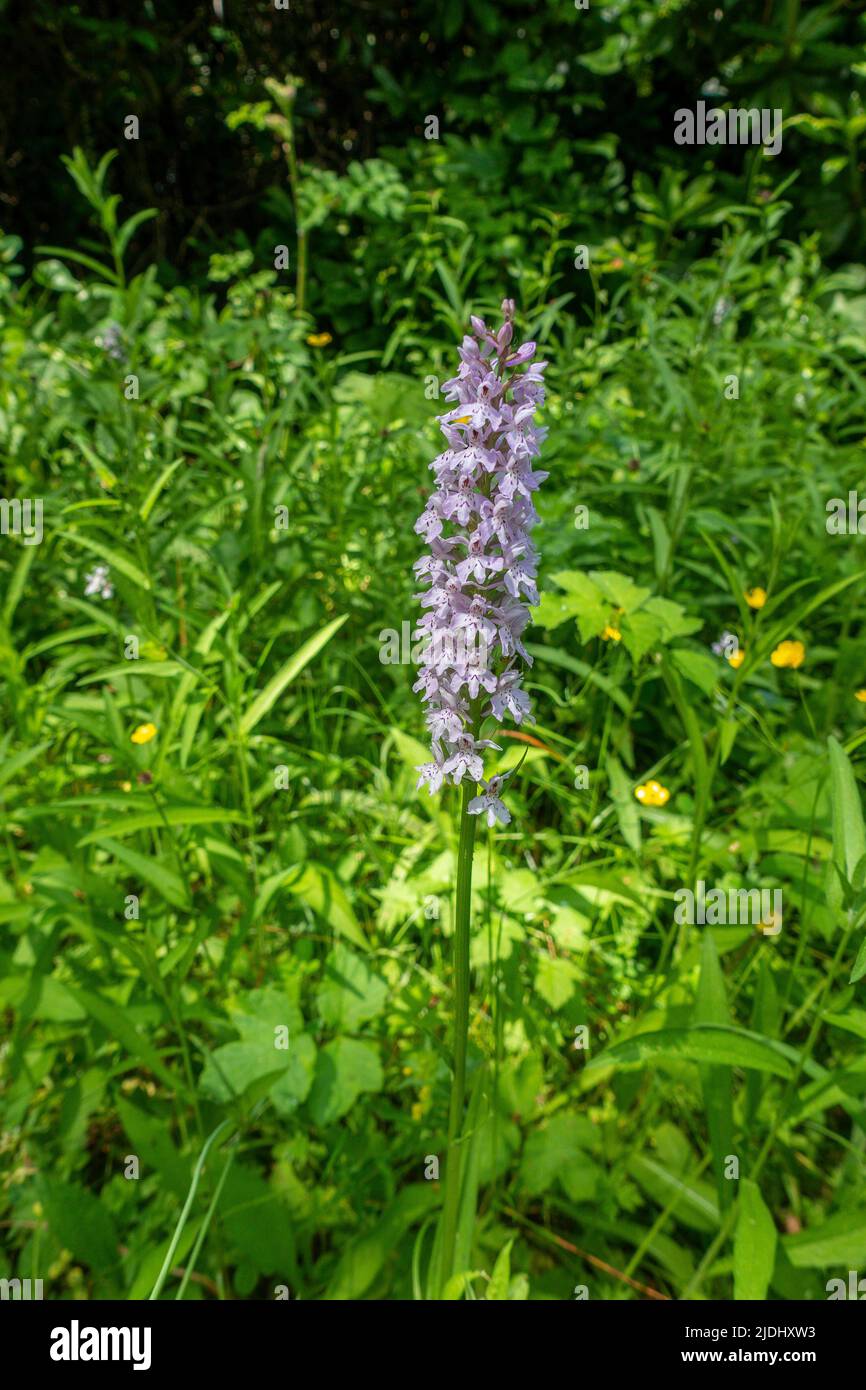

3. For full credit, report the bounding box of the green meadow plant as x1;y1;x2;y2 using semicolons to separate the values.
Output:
4;29;866;1300
411;303;546;1294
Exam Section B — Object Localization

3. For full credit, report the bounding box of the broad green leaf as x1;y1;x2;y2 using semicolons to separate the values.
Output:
200;1035;315;1111
547;569;608;641
519;1113;599;1202
220;1162;296;1277
534;953;578;1010
670;647;720;696
317;944;387;1029
589;569;651;614
621;607;665;664
40;1178;120;1277
308;1037;383;1126
533;588;585;632
199;988;315;1114
784;1209;866;1268
734;1179;776;1299
827;736;866;923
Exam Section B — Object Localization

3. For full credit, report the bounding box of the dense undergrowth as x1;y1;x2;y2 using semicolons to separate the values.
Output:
2;1;866;1301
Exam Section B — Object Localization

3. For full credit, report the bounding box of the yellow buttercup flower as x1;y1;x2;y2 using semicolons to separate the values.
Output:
602;624;622;642
635;780;670;807
130;723;157;745
411;1084;432;1122
744;587;767;609
856;690;866;703
770;640;805;670
306;332;332;348
727;649;745;669
119;780;132;792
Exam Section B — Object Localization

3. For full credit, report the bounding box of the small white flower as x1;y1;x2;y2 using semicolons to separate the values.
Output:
468;774;512;827
84;564;113;600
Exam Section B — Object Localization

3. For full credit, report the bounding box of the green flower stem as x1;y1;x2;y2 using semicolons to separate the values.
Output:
438;775;478;1296
149;1119;232;1301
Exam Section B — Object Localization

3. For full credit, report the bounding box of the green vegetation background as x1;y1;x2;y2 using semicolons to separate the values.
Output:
2;0;866;1301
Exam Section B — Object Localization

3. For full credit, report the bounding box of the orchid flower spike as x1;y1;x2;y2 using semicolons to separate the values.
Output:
413;303;547;824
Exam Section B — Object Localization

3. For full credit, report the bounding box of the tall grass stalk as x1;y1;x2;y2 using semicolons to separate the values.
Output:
149;1119;232;1301
437;778;479;1296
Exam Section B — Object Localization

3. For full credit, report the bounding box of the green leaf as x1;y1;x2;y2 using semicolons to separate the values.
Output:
77;806;247;846
3;544;38;622
746;960;780;1128
534;953;579;1010
589;569;651;614
239;614;347;736
487;1239;514;1300
734;1179;777;1299
520;1113;598;1202
584;1024;794;1078
533;588;587;633
66;985;183;1094
79;661;186;685
308;1037;383;1125
607;753;641;852
546;569;608;641
117;1098;190;1199
670;648;720;696
647;507;671;582
620;607;665;664
0;742;49;793
139;458;184;522
255;863;369;950
199;989;316;1114
317;944;388;1029
784;1209;866;1268
200;1035;315;1112
220;1162;297;1276
40;1178;120;1276
60;530;151;590
453;1072;489;1281
324;1186;437;1299
828;736;866;920
850;936;866;985
92;836;191;908
643;596;702;641
694;933;733;1211
628;1154;719;1232
577;33;628;74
